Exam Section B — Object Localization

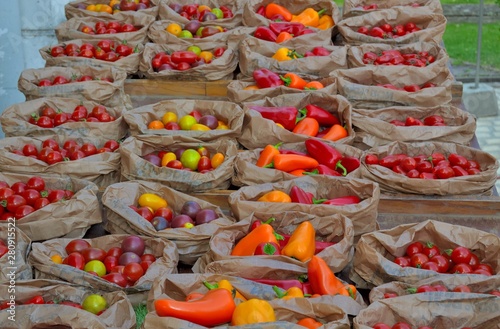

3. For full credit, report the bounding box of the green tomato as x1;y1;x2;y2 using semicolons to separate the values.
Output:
82;294;107;315
179;115;197;130
180;149;201;171
196;27;204;37
178;30;193;38
211;8;224;19
84;260;106;277
187;45;202;56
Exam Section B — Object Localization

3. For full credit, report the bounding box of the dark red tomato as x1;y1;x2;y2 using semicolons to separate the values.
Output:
0;212;15;221
80;143;97;157
94;47;107;60
42;139;60;152
115;44;133;57
45;151;64;165
364;154;379;165
50;46;65;57
379;155;401;168
166;160;183;170
448;153;468;168
102;272;128;287
368;26;386;38
392;323;412;329
140;254;156;263
63;140;79;151
405;116;424;126
120;23;137;33
452;284;472;293
432;284;448;292
104;255;119;273
136;206;154;222
450;246;472;265
15;205;35;219
64;252;85;270
468;253;479;269
11;182;26;195
383;292;399;298
40;106;57;119
4;195;27;213
400;157;416;172
428;254;450;273
416;284;436;293
37;116;54;128
21;189;41;206
78;75;93;82
405;241;424;257
422;242;440;258
213;47;225;58
53;112;69;126
419;172;436;180
33;197;50;210
435;166;455;179
52;75;69;85
123;262;144;283
410;253;429;268
467;160;481;170
197;156;212;172
78;49;94;58
140;260;152;272
423;115;445;126
103;140;119;152
65;239;91;254
451;263;473;274
421;261;439;272
64;43;80;56
107;247;123;258
475;263;494;275
97;147;111;154
451;165;469;177
22;144;38;157
394;256;411;267
154;207;173;222
72;105;88;121
393;25;406;36
91;105;107;117
48;189;66;203
81;247;107;262
429;152;446;166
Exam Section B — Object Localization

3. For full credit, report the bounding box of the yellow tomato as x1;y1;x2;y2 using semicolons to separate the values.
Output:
51;254;63;264
190;123;211;131
161;112;178;125
95;4;103;11
100;4;112;13
161;152;176;167
198;5;211;12
199;51;214;63
86;4;97;11
166;23;182;37
109;0;120;7
216;120;229;130
211;152;225;169
148;120;164;130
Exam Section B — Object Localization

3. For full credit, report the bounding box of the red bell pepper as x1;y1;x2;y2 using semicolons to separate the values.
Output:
171;51;199;64
253;68;284;89
297;105;340;126
269;22;305;36
248;105;297;131
256;5;266;16
304;139;347;175
306;164;342;177
338;156;361;175
249;278;314;295
279;149;308;156
254;26;278;42
289;186;313;204
321;195;361;206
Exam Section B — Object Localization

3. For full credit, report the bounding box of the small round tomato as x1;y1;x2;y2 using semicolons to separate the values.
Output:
432;284;448;292
10;182;26;195
392;322;412;329
45;151;64;165
421;261;439;272
37;116;54;128
475;263;494;275
451;263;473;274
22;144;38;157
450;246;472;265
410;253;429;268
416;284;436;293
65;239;91;254
64;43;80;56
394;256;411;267
123;262;144;283
53;112;69;126
21;189;41;206
42;139;60;152
80;143;98;157
452;284;472;293
405;241;424;257
64;252;85;270
26;176;45;192
33;197;50;210
103;140;119;152
50;46;65;57
15;204;35;219
422;242;440;258
428;254;450;273
140;254;156;263
47;189;66;203
4;195;27;213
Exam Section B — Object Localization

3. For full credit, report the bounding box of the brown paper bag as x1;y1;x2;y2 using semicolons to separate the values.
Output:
102;180;235;265
65;0;160;19
353;293;500;329
360;141;499;195
352;105;476;148
232;142;364;187
0;135;121;189
0;97;128;140
238;93;353;149
351;220;500;288
0;226;32;282
193;211;354;275
332;65;454;109
29;235;179;295
17;65;131;109
242;0;341;32
343;0;443;19
55;14;155;44
123;99;244;141
145;273;361;323
337;7;447;45
346;42;449;69
119;136;238;192
228;175;380;236
0;172;101;241
39;39;144;75
0;279;136;329
138;42;238;81
158;0;244;27
238;38;347;78
369;275;500;303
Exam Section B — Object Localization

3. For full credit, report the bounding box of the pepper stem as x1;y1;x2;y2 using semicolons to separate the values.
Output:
272;286;287;298
203;281;219;290
336;162;348;176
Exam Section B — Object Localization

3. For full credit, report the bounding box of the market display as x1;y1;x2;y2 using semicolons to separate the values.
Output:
1;0;499;328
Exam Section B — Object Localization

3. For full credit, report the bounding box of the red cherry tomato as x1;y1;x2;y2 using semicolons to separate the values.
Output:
405;241;424;257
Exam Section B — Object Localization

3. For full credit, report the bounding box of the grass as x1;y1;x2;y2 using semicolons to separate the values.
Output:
134;304;148;329
333;0;497;6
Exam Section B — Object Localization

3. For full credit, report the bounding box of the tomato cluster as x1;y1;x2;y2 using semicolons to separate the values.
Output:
80;21;139;35
37;75;113;87
78;0;152;14
392;241;495;275
12;138;119;164
377;81;436;92
143;146;225;173
365;152;482;179
0;239;8;258
389;114;446;127
383;283;500;298
48;40;137;62
0;294;86;312
148;110;228;131
362;50;436;67
151;47;226;72
372;322;470;329
168;3;234;21
357;21;421;39
29;104;116;128
61;236;156;287
355;3;421;11
0;176;75;220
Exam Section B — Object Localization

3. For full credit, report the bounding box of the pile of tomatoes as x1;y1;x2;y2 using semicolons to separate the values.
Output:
151;47;226;72
389;114;446;127
376;81;436;92
29;104;116;128
48;40;137;62
37;75;113;87
0;239;8;258
392;241;494;275
372;322;471;329
61;236;156;288
362;50;436;67
79;21;139;35
0;176;75;220
12;138;119;164
365;151;483;179
383;283;500;298
357;22;421;39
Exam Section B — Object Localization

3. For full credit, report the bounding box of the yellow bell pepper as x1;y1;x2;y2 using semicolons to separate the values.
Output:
203;279;247;301
317;14;335;30
273;286;305;300
272;47;293;61
231;299;276;325
281;221;316;262
137;193;167;212
291;8;327;27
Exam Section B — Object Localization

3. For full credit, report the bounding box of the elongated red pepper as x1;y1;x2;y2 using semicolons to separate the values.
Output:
279;233;334;254
338;156;361;175
304;139;347;175
171;51;199;64
297;105;340;126
248;105;298;131
253;68;284;89
254;26;278;42
289;186;312;204
249;278;314;295
269;22;305;36
305;164;342;177
24;295;45;305
322;195;361;206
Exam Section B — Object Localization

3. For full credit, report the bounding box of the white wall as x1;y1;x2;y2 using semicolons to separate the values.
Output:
0;0;68;138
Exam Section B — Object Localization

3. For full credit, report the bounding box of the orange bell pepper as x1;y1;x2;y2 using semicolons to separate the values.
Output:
265;3;293;22
280;72;307;89
203;280;247;301
297;317;323;329
270;154;319;172
307;255;357;299
322;124;348;142
281;221;316;262
231;223;283;256
256;142;282;167
291;8;326;27
293;117;319;136
317;14;335;30
257;190;292;203
273;286;305;300
304;81;325;90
